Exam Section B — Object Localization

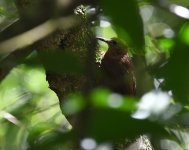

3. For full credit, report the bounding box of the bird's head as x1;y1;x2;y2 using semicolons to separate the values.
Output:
96;37;128;53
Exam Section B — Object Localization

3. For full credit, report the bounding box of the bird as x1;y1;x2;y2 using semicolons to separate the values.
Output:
97;37;136;96
96;38;154;150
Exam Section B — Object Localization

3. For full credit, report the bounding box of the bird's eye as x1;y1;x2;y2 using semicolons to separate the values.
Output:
111;40;117;45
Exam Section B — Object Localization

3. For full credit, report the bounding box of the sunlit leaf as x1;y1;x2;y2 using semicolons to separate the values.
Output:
158;38;175;53
62;93;86;116
179;23;189;45
90;88;137;112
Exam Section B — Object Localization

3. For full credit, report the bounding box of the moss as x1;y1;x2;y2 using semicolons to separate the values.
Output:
37;5;99;104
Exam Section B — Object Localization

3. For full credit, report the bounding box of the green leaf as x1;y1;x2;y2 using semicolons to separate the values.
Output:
88;108;167;142
3;124;28;150
0;7;5;15
179;23;189;45
28;130;75;150
37;51;83;74
99;0;145;53
150;24;189;104
90;88;137;112
160;38;189;103
62;93;86;115
158;38;175;53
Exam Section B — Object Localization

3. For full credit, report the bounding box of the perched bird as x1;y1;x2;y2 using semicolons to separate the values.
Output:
97;37;136;96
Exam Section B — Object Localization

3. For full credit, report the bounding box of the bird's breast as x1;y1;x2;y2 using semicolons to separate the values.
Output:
101;50;136;95
101;51;131;77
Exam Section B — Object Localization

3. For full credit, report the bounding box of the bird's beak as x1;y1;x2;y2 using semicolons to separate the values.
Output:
96;37;111;44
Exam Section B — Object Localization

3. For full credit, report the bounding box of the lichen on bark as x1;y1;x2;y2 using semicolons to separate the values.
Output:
14;0;99;107
37;5;99;106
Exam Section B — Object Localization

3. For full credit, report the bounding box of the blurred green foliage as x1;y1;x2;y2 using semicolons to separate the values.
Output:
1;0;189;149
99;0;145;53
0;65;66;150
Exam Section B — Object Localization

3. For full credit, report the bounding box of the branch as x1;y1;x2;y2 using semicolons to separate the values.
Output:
0;47;33;82
0;16;79;55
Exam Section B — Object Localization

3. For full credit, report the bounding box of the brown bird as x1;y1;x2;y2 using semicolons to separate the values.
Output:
97;37;136;96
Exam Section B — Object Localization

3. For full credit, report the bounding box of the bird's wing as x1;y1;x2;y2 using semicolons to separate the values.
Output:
121;55;136;95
